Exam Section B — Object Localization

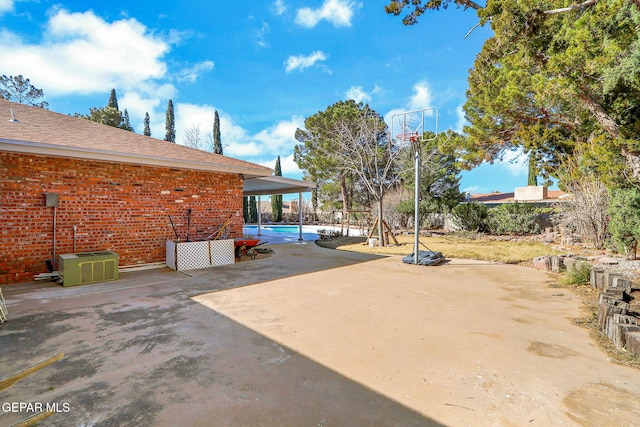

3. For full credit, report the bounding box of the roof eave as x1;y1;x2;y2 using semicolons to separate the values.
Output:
0;138;273;178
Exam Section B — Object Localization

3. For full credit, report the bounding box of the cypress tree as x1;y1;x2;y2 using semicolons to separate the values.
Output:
143;112;151;136
108;89;119;110
120;109;134;132
249;196;258;223
165;99;176;143
213;110;223;155
243;196;249;223
271;156;283;222
527;155;538;186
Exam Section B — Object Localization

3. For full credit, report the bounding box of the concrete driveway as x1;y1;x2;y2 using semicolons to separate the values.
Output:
1;242;639;426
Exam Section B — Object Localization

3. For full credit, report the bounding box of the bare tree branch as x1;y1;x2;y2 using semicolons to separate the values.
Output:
543;0;600;15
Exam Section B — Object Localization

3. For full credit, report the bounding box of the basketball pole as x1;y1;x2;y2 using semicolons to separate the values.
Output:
413;147;420;265
392;107;437;265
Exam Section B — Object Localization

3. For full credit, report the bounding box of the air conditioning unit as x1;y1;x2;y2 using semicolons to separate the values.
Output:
58;251;119;287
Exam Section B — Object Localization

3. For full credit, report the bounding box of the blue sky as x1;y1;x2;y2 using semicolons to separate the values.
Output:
0;0;533;195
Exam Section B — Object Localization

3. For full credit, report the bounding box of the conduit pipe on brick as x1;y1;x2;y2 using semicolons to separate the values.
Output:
53;205;57;270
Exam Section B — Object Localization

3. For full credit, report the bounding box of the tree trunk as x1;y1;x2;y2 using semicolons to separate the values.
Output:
340;175;349;236
578;91;620;138
378;197;385;247
578;90;640;179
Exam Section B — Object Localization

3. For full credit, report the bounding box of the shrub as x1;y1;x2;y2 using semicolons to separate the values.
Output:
609;187;640;260
451;202;489;232
562;262;592;285
488;202;540;235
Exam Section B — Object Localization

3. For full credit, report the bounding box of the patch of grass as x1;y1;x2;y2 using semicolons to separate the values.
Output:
316;234;561;264
562;262;592;285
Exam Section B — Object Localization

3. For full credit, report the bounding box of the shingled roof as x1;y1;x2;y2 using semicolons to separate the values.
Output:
0;99;272;178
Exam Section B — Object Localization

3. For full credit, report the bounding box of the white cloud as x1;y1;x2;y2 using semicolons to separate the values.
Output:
346;86;371;103
170;103;303;176
408;81;434;111
345;84;383;103
454;105;467;133
0;0;13;15
252;116;304;155
498;148;528;177
385;81;437;137
295;0;360;28
0;9;169;96
258;153;302;176
255;22;271;48
285;50;329;73
176;60;214;83
272;0;287;15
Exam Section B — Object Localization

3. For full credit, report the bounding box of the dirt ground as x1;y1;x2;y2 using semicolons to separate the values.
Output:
1;243;640;426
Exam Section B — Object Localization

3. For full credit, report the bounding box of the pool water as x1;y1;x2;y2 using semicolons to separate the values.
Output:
242;225;364;245
244;225;317;233
242;225;319;244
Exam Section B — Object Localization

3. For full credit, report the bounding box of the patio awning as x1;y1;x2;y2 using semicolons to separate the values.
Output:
243;176;316;196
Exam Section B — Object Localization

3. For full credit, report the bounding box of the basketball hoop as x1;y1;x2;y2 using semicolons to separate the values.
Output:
395;132;420;144
390;107;439;265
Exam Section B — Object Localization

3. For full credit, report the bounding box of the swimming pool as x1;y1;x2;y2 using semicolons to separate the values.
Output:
242;225;319;244
242;225;363;245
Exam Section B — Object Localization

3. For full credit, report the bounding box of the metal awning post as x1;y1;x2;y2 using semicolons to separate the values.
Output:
298;192;303;241
257;195;262;236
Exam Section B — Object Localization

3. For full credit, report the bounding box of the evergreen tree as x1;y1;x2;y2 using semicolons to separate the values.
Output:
108;89;119;110
213;110;223;155
143;112;151;136
120;109;134;132
0;75;48;108
527;155;538;186
243;196;249;223
271;156;283;222
249;196;258;223
165;99;176;143
81;106;122;127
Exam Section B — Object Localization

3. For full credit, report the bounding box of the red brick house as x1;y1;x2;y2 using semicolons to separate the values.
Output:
0;99;288;284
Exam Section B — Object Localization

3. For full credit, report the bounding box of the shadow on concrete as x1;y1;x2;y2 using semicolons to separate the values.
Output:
0;276;444;426
1;243;385;319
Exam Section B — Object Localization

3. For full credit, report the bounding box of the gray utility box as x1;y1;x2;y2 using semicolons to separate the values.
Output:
59;251;119;287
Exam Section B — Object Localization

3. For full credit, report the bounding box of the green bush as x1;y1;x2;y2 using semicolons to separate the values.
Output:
609;187;640;260
451;202;489;232
488;202;540;235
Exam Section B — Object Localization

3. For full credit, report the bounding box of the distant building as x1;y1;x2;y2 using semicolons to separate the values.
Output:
467;186;570;207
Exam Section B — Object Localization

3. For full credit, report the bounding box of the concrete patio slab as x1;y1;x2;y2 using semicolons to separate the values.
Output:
1;242;639;426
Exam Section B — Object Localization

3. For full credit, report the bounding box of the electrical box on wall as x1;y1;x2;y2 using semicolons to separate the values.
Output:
45;193;58;207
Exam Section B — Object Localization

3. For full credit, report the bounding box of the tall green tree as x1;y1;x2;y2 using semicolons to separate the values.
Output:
271;156;283;222
120;109;134;132
143;112;151;136
386;0;640;185
249;196;258;223
0;75;48;108
609;187;640;259
213;110;223;155
108;88;119;110
80;106;122;127
295;100;403;245
165;99;176;143
243;196;249;223
398;130;463;218
527;155;538;186
295;100;375;234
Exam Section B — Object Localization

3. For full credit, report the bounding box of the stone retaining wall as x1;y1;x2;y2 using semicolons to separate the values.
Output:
532;255;640;354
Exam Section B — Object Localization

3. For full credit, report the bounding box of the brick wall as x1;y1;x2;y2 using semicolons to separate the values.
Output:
0;152;244;284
